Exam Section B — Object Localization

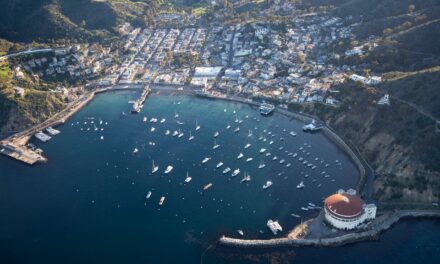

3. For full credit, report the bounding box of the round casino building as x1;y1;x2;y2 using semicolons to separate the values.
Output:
324;189;377;230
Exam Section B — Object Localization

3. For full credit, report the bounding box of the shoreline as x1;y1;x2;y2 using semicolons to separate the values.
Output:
218;210;440;249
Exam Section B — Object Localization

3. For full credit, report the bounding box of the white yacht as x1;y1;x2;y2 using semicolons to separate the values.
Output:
237;153;244;159
296;181;305;189
258;161;266;169
143;116;147;122
152;160;159;173
174;112;179;118
212;139;220;149
146;191;152;199
178;129;184;138
263;181;273;189
269;140;274;145
100;136;104;140
202;157;211;164
231;169;240;177
214;131;219;137
165;130;170;135
133;148;139;154
240;172;251;183
234;127;240;133
248;130;253;137
244;143;251;149
164;166;173;174
195;120;200;131
184;172;192;183
272;156;278;161
265;152;271;157
216;162;224;168
289;131;297;137
172;130;179;137
222;167;231;174
279;159;285;164
267;220;282;235
226;123;231;129
150;127;155;132
159;196;165;206
160;118;166;123
150;118;158;123
188;131;194;141
246;157;253;162
260;148;266;153
237;230;244;236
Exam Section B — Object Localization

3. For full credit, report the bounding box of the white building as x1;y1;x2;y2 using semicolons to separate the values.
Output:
324;189;376;230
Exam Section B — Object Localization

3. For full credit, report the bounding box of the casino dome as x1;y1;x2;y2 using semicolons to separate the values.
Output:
324;193;364;219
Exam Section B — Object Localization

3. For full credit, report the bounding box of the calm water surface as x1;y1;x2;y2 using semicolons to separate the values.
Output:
0;91;438;263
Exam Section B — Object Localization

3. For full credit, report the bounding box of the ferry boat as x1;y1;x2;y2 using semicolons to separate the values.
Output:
202;157;211;164
231;169;240;177
244;143;251;149
237;153;244;159
159;196;165;206
152;160;159;173
164;166;173;174
260;103;275;116
203;183;213;190
222;167;231;174
46;127;60;136
216;162;224;168
263;181;273;189
184;172;192;183
35;132;51;142
267;219;282;235
302;119;323;132
296;181;305;189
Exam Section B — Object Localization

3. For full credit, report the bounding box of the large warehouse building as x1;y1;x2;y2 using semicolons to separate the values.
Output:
324;189;376;230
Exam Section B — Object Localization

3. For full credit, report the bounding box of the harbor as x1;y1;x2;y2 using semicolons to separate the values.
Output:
1;91;439;263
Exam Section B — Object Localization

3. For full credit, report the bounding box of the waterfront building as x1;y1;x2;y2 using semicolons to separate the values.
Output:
324;189;376;230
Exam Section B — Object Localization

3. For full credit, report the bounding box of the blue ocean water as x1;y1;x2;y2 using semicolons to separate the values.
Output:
0;91;438;263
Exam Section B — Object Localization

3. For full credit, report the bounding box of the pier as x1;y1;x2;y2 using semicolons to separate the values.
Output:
131;85;151;113
218;210;440;249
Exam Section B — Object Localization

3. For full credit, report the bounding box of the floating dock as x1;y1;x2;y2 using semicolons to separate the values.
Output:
132;85;151;113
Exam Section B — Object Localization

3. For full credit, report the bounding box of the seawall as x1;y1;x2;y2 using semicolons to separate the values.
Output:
219;210;440;249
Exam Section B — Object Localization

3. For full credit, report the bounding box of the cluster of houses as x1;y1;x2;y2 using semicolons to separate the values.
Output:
15;45;116;85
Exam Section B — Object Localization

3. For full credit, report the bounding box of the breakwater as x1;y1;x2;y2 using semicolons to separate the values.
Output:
219;210;440;249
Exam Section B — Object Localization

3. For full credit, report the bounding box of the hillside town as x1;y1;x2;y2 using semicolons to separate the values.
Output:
7;7;384;108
